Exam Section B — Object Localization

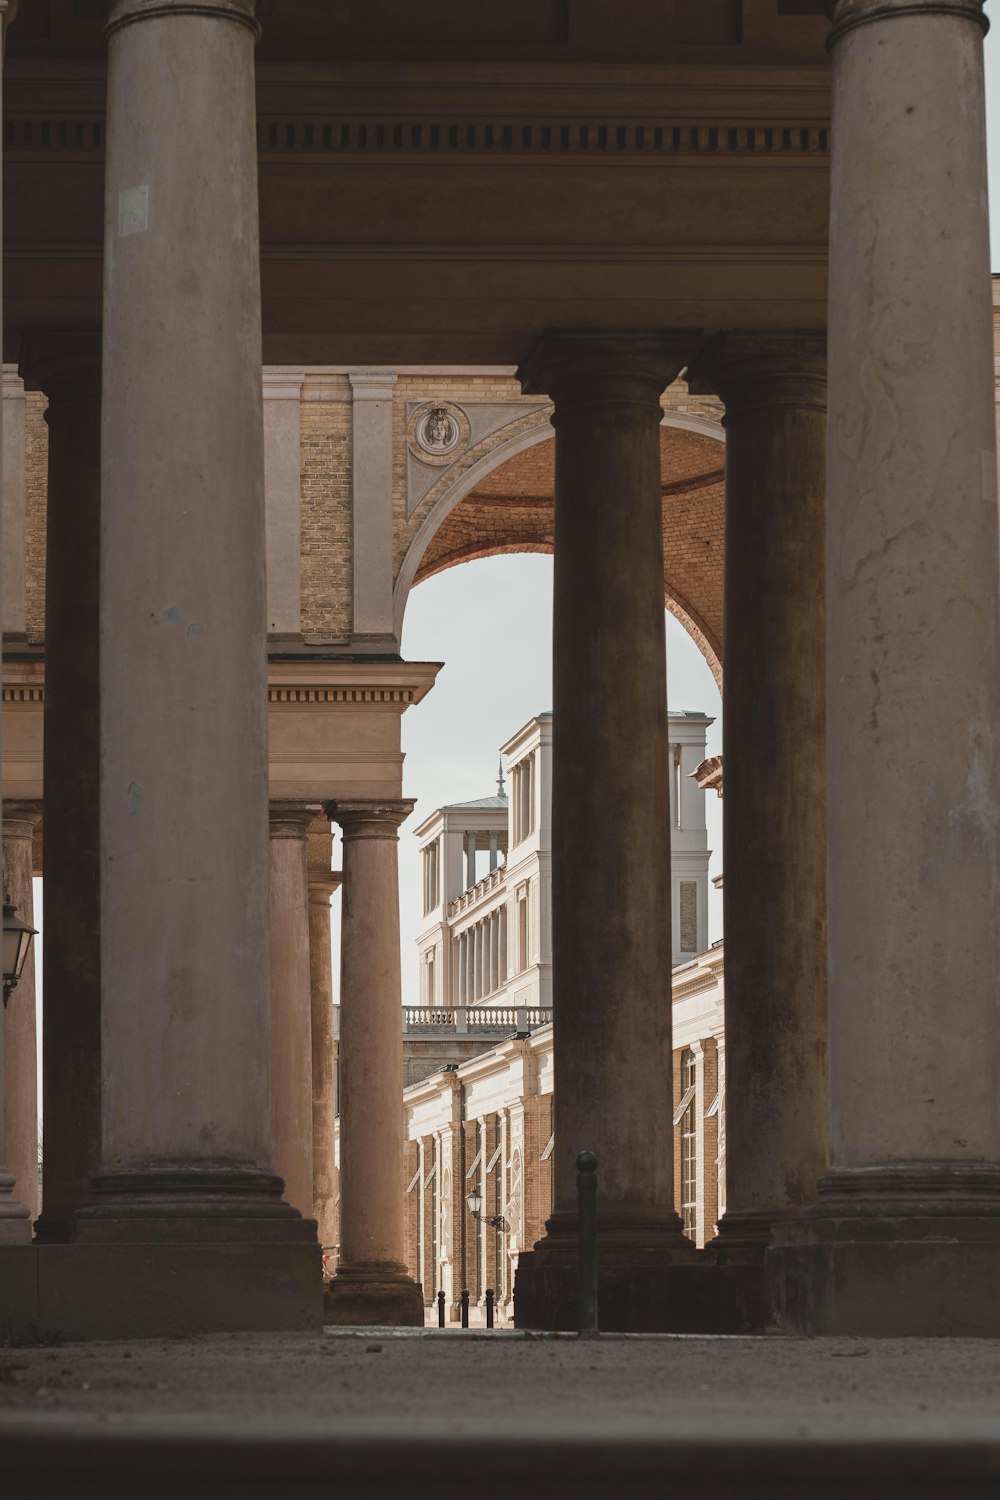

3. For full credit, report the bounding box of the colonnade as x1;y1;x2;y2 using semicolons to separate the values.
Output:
457;909;507;1005
0;0;998;1337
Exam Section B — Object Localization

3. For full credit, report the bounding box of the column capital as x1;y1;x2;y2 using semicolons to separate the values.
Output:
308;870;343;904
19;329;101;406
1;799;43;839
104;0;262;40
269;801;322;841
687;330;826;416
332;799;415;840
828;0;987;43
518;329;700;413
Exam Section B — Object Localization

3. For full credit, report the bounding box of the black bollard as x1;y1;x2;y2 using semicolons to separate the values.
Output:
436;1289;446;1328
577;1150;598;1336
485;1288;494;1329
460;1288;470;1328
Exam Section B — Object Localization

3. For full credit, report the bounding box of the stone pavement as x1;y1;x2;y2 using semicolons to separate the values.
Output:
2;1330;1000;1496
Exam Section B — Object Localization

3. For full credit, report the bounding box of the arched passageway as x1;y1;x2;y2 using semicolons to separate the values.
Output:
396;418;726;689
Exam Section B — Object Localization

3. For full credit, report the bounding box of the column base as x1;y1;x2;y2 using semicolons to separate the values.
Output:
0;1241;322;1342
74;1167;316;1243
324;1262;425;1327
767;1166;1000;1336
684;1210;777;1334
0;1171;32;1243
513;1213;701;1332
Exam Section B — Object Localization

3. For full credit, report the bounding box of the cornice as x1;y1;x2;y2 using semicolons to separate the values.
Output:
3;658;442;709
3;112;830;162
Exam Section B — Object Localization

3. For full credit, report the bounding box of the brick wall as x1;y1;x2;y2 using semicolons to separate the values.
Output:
25;391;48;642
299;388;352;641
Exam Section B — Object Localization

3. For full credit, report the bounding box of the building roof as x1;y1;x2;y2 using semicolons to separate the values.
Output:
442;794;508;811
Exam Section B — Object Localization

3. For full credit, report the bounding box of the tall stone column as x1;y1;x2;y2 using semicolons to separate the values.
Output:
20;332;103;1243
2;801;41;1225
269;803;320;1221
514;331;698;1331
327;800;423;1325
770;0;1000;1336
307;816;341;1250
0;0;31;1248
78;0;312;1275
688;334;827;1311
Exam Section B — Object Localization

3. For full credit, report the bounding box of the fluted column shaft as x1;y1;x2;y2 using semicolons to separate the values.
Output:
518;331;695;1259
2;802;41;1225
328;799;423;1325
688;333;827;1240
20;333;103;1242
81;0;298;1235
269;803;320;1221
307;818;341;1250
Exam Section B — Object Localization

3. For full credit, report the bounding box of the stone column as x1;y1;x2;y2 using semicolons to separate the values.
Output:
269;803;320;1221
327;800;423;1325
0;0;31;1247
769;0;1000;1336
20;333;103;1243
2;802;41;1225
687;335;827;1285
307;815;341;1250
78;0;312;1269
514;331;698;1331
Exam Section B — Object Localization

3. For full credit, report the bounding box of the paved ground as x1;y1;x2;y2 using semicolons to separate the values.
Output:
3;1331;1000;1496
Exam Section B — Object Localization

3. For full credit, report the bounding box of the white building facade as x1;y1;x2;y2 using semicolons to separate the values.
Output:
414;709;713;1017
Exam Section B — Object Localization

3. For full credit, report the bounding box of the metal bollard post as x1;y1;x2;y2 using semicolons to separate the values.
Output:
437;1289;446;1328
485;1288;495;1328
460;1288;470;1328
577;1150;598;1337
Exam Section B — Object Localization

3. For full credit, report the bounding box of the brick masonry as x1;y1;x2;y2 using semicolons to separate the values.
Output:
19;372;725;683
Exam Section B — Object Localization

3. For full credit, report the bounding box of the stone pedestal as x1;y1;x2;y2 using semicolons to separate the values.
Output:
513;331;699;1331
1;802;41;1226
688;333;827;1330
20;332;103;1243
307;817;341;1251
327;800;423;1326
269;802;320;1220
770;0;1000;1335
75;0;318;1320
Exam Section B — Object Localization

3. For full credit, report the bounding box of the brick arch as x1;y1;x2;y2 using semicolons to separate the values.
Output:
398;421;725;688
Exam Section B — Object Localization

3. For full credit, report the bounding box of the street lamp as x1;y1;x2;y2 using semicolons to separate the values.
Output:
466;1189;509;1232
2;902;37;1009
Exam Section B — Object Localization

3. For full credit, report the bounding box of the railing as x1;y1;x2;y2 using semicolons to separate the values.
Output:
402;1005;553;1035
448;865;507;917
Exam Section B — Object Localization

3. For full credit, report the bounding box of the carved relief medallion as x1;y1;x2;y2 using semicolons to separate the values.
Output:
408;401;468;465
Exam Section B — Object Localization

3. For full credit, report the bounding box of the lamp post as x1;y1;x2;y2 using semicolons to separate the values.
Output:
466;1189;509;1233
2;903;37;1009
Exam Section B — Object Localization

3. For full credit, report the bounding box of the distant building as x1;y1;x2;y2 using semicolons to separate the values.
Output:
412;708;714;1022
357;709;725;1322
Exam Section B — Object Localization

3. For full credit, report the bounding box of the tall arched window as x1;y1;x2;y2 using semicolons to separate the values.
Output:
679;1049;698;1239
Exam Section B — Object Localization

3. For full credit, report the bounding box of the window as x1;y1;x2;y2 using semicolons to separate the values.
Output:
517;887;530;973
425;949;436;1005
678;1049;697;1240
422;839;440;914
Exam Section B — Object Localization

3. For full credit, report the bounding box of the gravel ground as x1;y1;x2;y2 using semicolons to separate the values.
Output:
1;1330;999;1426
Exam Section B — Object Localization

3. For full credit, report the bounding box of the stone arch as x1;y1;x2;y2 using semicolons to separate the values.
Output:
395;411;726;688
